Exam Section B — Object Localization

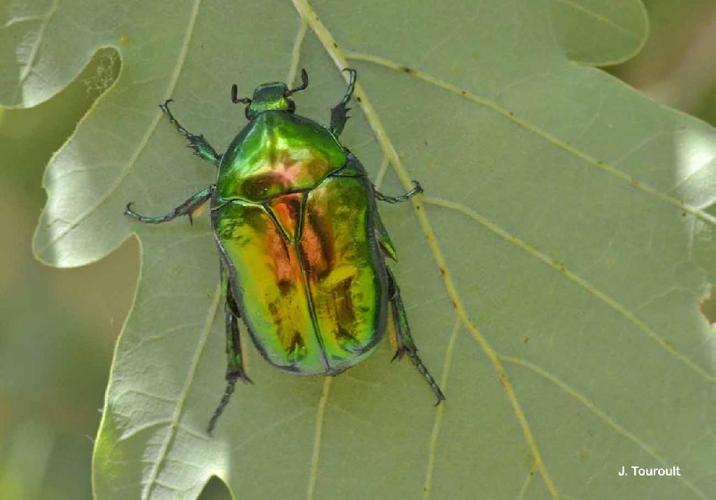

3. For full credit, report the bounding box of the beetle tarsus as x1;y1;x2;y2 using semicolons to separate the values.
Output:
340;68;357;103
207;378;237;435
386;267;446;404
124;202;162;223
160;99;190;136
123;186;213;224
391;348;406;362
206;271;254;433
329;68;358;137
159;99;221;166
287;68;309;95
228;367;253;385
403;346;446;405
374;180;423;204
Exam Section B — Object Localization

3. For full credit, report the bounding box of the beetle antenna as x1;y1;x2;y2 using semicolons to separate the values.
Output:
231;84;251;104
286;68;309;95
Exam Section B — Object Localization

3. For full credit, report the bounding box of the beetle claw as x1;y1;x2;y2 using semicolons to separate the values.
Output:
159;98;174;112
227;368;253;385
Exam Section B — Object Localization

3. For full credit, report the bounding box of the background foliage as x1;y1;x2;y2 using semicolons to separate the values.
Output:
2;0;716;499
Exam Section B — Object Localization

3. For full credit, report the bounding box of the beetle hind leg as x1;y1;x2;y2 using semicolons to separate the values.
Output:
224;291;253;385
329;68;357;137
386;267;446;405
207;276;253;435
160;99;221;166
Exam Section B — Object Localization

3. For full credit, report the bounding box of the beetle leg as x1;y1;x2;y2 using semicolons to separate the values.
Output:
124;186;213;225
224;279;253;385
329;68;357;137
374;180;423;204
386;267;446;405
160;99;221;166
375;217;397;261
207;275;253;435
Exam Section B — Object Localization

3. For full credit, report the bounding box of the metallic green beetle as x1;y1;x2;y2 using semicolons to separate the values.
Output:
125;69;445;433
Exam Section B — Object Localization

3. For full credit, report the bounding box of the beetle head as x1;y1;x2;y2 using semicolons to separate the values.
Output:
232;69;309;120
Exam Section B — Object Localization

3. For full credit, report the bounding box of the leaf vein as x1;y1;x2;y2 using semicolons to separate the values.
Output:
287;19;308;85
669;154;716;193
141;284;221;499
117;418;174;442
517;468;535;500
117;388;180;405
11;0;59;104
38;0;204;252
422;318;460;500
501;355;708;500
231;409;311;452
422;195;716;382
554;0;637;38
306;376;332;500
343;50;716;229
373;155;391;189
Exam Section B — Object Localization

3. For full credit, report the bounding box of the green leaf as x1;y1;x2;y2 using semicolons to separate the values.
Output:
4;0;716;498
551;0;649;65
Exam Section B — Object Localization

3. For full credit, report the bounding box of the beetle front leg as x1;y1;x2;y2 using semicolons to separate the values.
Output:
329;68;357;137
124;186;213;224
386;267;446;405
160;100;221;166
374;180;423;204
207;277;253;435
